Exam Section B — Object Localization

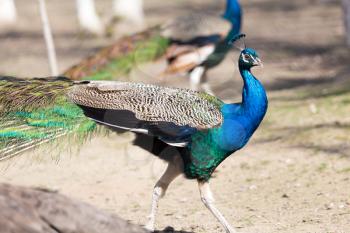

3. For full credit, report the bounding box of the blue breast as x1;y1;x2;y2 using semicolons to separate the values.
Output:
211;70;268;153
214;105;250;151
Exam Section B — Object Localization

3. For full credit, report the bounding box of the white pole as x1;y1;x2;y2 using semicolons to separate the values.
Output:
38;0;59;76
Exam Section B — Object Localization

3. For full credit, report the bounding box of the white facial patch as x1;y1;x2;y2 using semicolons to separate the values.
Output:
242;54;250;63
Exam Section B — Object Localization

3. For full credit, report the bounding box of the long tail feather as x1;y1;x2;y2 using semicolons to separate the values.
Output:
0;76;97;161
63;26;170;81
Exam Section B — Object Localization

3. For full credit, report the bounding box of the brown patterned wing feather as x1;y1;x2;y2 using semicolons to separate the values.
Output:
67;81;223;130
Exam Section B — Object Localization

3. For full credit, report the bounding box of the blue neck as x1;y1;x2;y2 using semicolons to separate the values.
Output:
209;64;267;154
239;65;268;126
223;0;242;40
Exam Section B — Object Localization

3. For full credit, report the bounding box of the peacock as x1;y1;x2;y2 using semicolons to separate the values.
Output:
0;35;267;233
64;0;242;94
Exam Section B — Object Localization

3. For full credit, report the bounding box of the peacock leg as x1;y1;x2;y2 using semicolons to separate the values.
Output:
145;155;183;232
198;181;238;233
76;0;104;35
189;66;205;91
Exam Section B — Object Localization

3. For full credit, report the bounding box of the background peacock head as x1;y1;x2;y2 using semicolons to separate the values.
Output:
239;48;262;69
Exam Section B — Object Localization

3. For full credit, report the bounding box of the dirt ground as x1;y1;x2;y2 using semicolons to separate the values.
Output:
0;0;350;233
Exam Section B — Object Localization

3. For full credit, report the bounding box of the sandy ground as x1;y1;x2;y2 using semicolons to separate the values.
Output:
0;0;350;233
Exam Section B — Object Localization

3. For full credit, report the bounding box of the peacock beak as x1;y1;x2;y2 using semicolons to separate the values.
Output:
253;57;263;67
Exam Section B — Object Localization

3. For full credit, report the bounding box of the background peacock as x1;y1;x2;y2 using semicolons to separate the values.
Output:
0;35;267;233
63;0;242;94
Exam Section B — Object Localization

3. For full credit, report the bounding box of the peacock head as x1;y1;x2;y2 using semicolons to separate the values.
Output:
239;48;262;69
229;34;262;69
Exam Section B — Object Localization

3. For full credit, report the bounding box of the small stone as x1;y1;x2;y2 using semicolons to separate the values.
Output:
282;194;289;198
309;103;317;114
284;158;294;165
249;185;257;190
325;203;335;210
179;198;188;203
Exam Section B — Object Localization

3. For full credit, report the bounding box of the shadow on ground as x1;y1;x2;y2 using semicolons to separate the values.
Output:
295;144;350;158
155;226;194;233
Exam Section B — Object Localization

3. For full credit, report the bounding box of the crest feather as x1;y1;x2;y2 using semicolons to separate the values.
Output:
228;33;246;51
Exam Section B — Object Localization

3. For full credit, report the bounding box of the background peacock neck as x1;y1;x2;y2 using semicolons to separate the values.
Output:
221;0;242;51
240;66;268;129
223;0;242;37
203;0;241;68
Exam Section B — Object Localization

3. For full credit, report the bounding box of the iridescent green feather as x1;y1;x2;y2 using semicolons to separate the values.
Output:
0;77;97;161
63;26;170;81
84;36;170;81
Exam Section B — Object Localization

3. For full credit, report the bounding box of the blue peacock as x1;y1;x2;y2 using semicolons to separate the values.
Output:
64;0;242;94
0;35;267;233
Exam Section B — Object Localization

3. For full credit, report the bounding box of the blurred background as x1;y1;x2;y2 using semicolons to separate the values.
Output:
0;0;349;233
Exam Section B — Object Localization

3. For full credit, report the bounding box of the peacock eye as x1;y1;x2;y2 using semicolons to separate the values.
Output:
244;54;250;60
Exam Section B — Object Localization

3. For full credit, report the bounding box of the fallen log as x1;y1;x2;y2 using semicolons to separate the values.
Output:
0;183;148;233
